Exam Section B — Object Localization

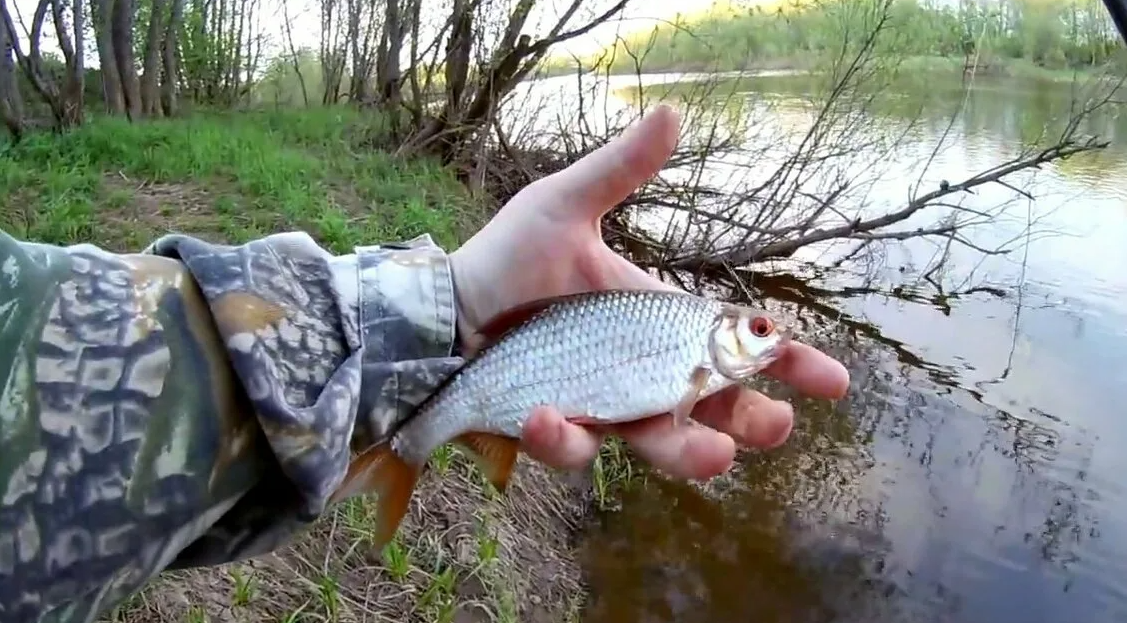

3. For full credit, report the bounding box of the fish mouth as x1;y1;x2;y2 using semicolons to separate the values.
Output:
756;346;782;372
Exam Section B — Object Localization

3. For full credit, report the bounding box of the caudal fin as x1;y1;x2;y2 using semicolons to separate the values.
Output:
454;432;520;493
331;443;422;551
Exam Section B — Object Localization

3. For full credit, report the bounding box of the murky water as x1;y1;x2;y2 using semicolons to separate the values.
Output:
533;71;1127;622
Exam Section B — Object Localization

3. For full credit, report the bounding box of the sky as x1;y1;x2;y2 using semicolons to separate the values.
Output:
7;0;740;68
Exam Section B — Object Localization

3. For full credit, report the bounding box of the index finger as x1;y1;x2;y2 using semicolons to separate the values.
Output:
763;341;850;400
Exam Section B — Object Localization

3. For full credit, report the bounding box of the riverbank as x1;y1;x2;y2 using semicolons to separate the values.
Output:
0;108;615;623
538;53;1121;86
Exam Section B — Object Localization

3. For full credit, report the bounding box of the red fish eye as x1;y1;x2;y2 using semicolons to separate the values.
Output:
750;316;774;337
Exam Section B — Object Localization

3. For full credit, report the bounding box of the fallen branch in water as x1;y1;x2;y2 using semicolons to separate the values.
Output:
667;135;1110;273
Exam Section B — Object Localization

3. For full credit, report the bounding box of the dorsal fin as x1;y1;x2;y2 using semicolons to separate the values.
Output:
473;292;599;349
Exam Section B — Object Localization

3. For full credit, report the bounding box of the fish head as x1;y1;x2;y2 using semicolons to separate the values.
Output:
708;303;792;380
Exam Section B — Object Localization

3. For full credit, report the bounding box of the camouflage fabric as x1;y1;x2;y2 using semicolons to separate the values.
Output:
0;229;466;623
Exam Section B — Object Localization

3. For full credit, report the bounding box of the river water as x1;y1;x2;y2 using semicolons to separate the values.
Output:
511;69;1127;623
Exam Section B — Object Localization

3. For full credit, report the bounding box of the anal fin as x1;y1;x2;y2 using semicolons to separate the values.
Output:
454;432;520;493
673;366;712;427
330;443;422;552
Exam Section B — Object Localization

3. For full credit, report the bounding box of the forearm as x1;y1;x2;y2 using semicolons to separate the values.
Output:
0;230;463;622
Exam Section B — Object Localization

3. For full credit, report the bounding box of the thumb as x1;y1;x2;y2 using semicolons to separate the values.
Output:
543;104;681;219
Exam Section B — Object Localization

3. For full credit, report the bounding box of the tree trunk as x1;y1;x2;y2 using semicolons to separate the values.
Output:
444;0;471;114
0;2;24;140
379;0;403;101
51;0;84;126
111;0;142;119
346;0;362;100
160;0;184;115
378;0;403;133
405;0;421;126
231;0;245;103
93;0;126;114
0;95;21;140
140;0;168;116
319;0;342;104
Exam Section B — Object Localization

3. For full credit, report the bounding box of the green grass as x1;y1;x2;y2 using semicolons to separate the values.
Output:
0;107;479;254
592;438;644;512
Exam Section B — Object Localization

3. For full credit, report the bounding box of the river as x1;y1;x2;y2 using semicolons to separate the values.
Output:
508;68;1127;623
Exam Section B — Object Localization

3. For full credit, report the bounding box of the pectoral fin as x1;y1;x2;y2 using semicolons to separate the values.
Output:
454;432;520;493
673;366;712;427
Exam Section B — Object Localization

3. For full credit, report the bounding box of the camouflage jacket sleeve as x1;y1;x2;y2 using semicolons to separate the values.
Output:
0;229;466;623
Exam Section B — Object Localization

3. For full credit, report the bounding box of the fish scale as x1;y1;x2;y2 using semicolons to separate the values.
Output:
393;290;734;466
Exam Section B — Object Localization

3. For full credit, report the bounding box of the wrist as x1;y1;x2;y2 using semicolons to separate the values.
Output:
449;249;483;357
450;250;477;356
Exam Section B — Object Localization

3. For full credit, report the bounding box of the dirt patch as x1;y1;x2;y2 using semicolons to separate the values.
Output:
104;455;598;623
95;174;258;249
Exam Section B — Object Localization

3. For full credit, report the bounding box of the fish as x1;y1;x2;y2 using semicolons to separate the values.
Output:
330;288;791;549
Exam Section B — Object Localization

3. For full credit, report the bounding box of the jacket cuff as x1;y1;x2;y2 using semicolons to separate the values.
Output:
350;235;466;450
356;233;458;360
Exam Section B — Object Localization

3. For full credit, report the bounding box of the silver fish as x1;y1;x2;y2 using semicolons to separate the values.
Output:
332;289;791;548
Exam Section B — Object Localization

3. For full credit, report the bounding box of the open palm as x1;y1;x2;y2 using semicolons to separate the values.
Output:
448;105;849;481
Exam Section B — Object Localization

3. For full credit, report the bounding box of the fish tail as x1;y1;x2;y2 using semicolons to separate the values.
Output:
453;432;521;493
331;442;423;552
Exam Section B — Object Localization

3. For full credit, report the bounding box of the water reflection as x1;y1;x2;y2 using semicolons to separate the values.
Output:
571;72;1127;623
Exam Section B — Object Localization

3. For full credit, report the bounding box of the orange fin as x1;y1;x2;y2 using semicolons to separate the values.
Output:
454;432;520;493
330;443;422;551
474;292;602;347
673;366;711;426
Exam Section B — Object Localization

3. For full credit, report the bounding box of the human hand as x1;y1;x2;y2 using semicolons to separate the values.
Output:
447;104;849;481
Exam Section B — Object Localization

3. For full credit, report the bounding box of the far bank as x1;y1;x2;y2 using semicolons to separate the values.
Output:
537;54;1122;86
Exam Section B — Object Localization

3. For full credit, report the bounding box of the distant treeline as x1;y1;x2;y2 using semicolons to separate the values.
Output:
543;0;1124;75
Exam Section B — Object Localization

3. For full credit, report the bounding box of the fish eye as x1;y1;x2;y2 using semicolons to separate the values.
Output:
749;316;774;338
